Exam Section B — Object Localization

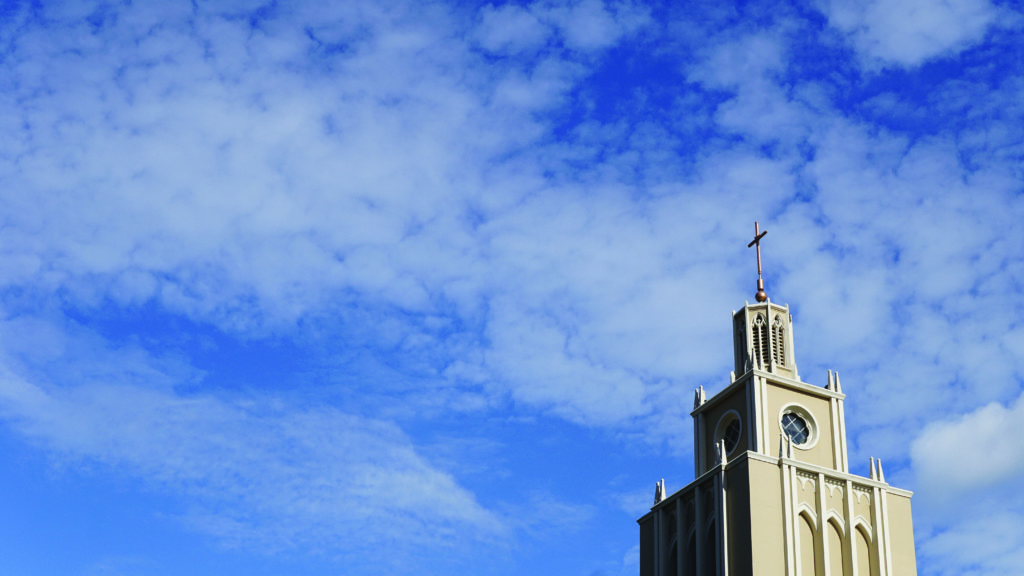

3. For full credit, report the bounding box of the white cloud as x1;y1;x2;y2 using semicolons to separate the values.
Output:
476;4;551;54
475;0;650;55
690;32;786;89
790;120;1024;399
676;19;1024;487
623;543;640;569
685;31;815;146
546;0;632;51
912;395;1024;576
491;57;582;110
918;508;1024;576
1;2;1024;571
0;0;780;436
911;393;1024;498
816;0;1005;66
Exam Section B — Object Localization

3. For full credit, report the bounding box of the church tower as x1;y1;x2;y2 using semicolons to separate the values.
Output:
638;223;916;576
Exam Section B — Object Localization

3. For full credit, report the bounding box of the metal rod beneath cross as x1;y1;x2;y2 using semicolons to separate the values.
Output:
747;221;768;302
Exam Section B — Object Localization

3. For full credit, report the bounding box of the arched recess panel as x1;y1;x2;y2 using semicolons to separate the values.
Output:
856;527;873;576
828;520;845;576
684;533;697;576
799;513;817;576
663;511;676;574
668;541;678;576
705;521;718;576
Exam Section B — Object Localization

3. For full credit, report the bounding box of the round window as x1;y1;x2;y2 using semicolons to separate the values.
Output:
714;411;743;455
781;412;810;445
723;419;742;453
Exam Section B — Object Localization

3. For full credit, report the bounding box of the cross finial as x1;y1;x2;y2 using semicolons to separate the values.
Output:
747;221;768;302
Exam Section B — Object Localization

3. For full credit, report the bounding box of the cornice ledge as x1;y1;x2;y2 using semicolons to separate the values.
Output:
764;452;913;497
691;368;844;418
743;368;845;401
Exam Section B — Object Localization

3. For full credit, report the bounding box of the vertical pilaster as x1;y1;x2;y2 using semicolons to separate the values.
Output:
818;473;829;576
872;487;886;576
881;490;894;576
837;398;849;473
747;375;758;452
781;457;795;576
694;484;703;576
846;479;857;576
751;375;764;454
788;306;799;380
676;498;684;576
719;466;729;576
655;509;661;576
830;398;842;471
696;413;705;478
761;376;770;457
790;465;802;576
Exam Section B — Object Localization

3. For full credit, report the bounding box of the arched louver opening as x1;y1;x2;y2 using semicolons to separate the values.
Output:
771;315;786;367
752;313;769;368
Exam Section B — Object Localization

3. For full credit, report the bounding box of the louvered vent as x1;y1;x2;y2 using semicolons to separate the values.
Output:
752;314;769;368
772;315;786;366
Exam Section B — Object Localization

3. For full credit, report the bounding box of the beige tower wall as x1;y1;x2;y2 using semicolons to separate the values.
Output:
765;383;836;469
747;457;787;576
640;516;655;576
699;382;753;473
726;458;753;576
887;494;917;576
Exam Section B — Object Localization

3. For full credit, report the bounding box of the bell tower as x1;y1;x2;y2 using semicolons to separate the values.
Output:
638;223;917;576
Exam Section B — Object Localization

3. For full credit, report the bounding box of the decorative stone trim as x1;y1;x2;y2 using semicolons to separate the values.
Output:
824;478;845;498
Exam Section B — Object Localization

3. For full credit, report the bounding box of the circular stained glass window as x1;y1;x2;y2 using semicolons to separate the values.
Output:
723;419;742;453
781;412;809;445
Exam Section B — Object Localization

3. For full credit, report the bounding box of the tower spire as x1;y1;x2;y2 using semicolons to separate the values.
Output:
747;221;768;302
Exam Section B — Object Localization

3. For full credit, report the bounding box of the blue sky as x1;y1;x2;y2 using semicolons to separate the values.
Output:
0;0;1022;574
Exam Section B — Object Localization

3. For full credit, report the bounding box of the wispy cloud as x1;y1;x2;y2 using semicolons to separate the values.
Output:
0;336;503;556
0;0;1022;574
